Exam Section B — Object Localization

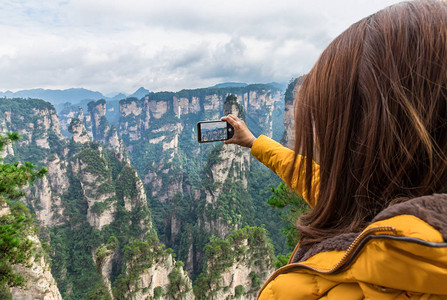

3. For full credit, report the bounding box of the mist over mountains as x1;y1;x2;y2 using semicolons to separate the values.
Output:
0;87;146;105
0;82;286;107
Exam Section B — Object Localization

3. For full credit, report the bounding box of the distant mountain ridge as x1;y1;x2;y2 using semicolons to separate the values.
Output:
0;88;105;104
128;87;150;99
210;81;287;92
0;87;150;105
0;83;286;107
210;82;248;88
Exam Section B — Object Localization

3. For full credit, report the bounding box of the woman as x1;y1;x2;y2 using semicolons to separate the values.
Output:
223;0;447;298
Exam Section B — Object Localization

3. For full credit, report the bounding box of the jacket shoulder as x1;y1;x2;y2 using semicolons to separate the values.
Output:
258;209;447;299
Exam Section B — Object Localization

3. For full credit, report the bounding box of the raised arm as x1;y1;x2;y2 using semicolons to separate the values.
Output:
222;114;319;207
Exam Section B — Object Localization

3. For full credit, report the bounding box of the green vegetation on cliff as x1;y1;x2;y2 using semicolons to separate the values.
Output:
194;226;274;299
0;88;298;299
124;92;287;281
267;182;309;267
113;232;191;299
0;133;48;299
46;140;155;299
112;233;170;299
0;99;65;167
0;202;37;299
0;98;54;118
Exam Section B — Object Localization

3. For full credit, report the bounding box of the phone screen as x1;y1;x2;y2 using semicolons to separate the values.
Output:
197;121;233;143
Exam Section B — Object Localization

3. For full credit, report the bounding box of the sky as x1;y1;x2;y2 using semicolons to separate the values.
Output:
0;0;403;96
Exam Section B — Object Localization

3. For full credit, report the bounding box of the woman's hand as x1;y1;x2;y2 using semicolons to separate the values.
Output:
221;114;256;148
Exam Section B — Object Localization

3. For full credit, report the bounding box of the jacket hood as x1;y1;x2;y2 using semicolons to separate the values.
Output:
292;193;447;263
283;193;447;295
373;193;447;238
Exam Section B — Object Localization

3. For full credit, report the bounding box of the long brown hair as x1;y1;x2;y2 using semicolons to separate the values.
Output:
294;0;447;246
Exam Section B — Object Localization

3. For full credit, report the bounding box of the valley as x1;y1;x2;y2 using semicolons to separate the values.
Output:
0;79;305;299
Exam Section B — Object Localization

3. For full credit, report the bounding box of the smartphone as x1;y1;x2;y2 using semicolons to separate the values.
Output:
197;120;234;143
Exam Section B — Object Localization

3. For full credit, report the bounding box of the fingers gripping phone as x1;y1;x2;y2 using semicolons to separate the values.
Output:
197;120;234;143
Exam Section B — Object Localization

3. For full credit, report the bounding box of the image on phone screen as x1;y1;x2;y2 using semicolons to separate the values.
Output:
197;121;233;143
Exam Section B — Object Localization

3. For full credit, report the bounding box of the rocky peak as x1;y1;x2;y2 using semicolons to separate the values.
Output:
33;105;65;146
99;124;130;164
0;99;69;227
223;94;243;117
88;99;107;117
283;75;305;148
76;145;116;230
195;226;275;300
0;99;64;149
120;98;144;118
173;96;201;118
118;97;150;143
77;107;93;139
114;235;194;300
0;112;14;157
211;94;249;190
203;95;251;238
77;106;85;121
68;118;91;144
86;100;130;163
88;99;108;142
80;107;93;137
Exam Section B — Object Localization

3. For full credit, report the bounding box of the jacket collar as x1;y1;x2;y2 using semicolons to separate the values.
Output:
291;193;447;263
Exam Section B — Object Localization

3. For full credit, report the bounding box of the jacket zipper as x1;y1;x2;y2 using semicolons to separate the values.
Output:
258;226;397;298
325;226;396;272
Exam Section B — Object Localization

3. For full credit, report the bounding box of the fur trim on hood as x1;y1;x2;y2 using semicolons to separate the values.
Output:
292;193;447;263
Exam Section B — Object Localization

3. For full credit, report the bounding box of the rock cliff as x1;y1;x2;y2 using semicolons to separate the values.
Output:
0;202;62;300
87;100;130;163
76;146;117;230
68;117;91;144
0;98;69;227
0;82;290;299
201;95;251;238
0;98;193;299
57;103;80;136
113;235;194;300
116;85;282;237
195;226;275;300
10;237;63;300
282;76;305;148
111;85;285;278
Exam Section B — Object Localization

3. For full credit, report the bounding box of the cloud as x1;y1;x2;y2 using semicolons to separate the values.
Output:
0;0;403;94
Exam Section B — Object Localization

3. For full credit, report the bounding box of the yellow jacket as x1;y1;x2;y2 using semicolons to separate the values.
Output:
251;135;447;299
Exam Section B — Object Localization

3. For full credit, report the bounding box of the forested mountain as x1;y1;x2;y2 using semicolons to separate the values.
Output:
0;81;301;299
0;98;194;299
0;131;61;299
